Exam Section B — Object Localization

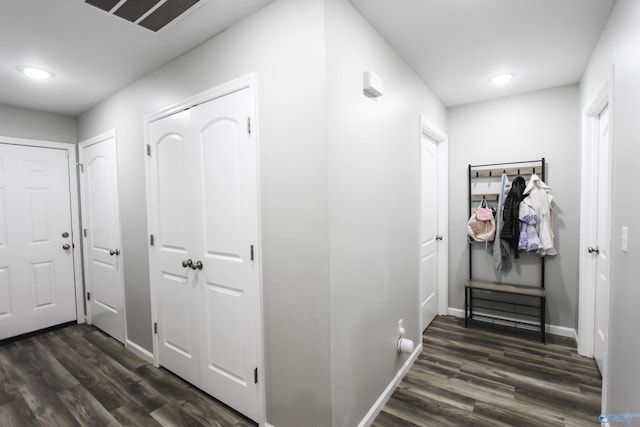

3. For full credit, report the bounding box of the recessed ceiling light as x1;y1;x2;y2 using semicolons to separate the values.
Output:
489;73;515;85
18;66;54;80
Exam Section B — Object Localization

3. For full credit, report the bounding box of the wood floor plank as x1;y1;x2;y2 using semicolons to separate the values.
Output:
90;351;168;413
0;352;21;406
0;399;43;427
3;337;79;392
36;333;130;411
150;402;208;426
181;394;256;427
15;379;82;427
132;365;195;404
371;409;423;427
111;403;164;427
82;328;147;371
57;384;121;427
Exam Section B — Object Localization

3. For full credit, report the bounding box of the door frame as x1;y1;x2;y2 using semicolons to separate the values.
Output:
143;73;265;425
78;130;127;342
419;117;449;319
578;67;613;360
0;135;84;324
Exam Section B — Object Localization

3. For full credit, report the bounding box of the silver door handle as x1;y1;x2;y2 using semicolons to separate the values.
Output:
182;259;193;268
436;235;444;241
109;249;120;256
191;260;203;270
588;246;600;254
62;243;71;250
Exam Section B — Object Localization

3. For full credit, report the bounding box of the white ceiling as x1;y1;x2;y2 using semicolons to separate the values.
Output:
0;0;275;116
0;0;615;117
350;0;615;107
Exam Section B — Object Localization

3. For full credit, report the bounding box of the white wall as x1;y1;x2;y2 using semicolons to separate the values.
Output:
78;1;332;425
325;0;446;425
78;0;449;425
0;103;76;143
580;0;640;416
447;85;581;329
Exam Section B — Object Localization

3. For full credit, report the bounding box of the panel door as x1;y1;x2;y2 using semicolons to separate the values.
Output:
80;134;125;342
0;143;76;339
148;109;200;385
594;104;611;374
420;133;439;332
191;88;259;420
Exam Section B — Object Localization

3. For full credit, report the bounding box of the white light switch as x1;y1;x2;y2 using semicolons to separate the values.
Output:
621;226;629;253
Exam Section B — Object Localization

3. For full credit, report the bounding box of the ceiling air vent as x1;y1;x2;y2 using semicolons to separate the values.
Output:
85;0;201;32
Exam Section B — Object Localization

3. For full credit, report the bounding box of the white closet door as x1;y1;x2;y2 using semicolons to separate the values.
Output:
0;143;76;339
191;87;259;420
80;134;125;342
148;109;200;385
420;133;439;331
594;104;611;375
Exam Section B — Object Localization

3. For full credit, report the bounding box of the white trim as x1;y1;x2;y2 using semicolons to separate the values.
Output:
357;344;422;427
578;68;613;358
144;74;255;123
0;136;84;325
78;130;128;344
125;339;154;364
143;73;265;425
447;308;577;339
419;117;449;318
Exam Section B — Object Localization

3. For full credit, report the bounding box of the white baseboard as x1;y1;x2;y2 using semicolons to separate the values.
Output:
125;339;154;364
357;343;422;427
447;307;577;339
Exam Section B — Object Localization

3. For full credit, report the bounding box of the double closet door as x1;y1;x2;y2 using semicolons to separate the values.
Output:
147;87;260;421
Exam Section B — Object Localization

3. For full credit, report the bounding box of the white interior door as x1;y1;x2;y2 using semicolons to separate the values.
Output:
147;85;260;422
0;143;76;339
594;104;611;375
191;88;259;420
420;133;439;331
79;133;125;342
148;109;200;386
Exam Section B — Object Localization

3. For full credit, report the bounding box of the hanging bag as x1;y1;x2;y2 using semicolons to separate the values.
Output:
467;199;496;242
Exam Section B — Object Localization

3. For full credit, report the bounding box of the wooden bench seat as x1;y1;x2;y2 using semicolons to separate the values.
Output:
465;279;546;297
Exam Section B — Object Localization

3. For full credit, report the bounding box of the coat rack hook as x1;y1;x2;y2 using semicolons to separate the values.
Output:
476;171;479;177
533;168;536;174
517;168;520;175
489;170;492;177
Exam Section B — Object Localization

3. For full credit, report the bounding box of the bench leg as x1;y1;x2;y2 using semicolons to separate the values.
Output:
464;287;469;328
541;297;546;344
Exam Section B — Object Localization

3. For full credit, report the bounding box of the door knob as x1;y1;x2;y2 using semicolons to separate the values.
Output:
109;249;120;256
436;235;444;241
588;246;600;254
182;259;193;268
191;260;203;270
62;243;71;250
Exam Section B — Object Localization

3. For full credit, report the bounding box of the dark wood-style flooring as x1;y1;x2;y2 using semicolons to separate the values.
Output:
0;323;255;426
373;316;602;427
0;316;601;426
